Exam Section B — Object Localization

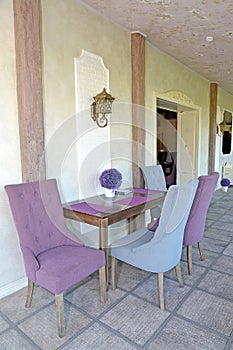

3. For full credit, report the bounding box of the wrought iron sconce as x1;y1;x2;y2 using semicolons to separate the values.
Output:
91;88;115;128
217;120;232;136
217;121;225;136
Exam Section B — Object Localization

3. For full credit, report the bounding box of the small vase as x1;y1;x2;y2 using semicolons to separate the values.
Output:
221;186;228;192
104;188;115;198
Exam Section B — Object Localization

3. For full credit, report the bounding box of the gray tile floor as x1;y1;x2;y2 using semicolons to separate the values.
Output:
1;188;233;349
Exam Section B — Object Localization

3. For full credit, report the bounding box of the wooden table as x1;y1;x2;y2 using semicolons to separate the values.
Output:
63;188;165;285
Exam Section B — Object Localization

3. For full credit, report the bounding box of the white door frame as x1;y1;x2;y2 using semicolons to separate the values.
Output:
154;91;200;183
177;110;199;184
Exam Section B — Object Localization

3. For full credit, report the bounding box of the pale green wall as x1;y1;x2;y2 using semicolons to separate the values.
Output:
146;43;210;110
41;0;132;199
145;44;233;176
146;43;211;174
217;88;233;178
0;0;26;296
41;0;132;246
42;0;131;138
218;88;233;112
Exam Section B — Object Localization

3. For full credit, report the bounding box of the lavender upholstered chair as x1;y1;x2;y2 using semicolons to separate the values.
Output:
5;179;106;337
111;179;198;310
183;172;219;275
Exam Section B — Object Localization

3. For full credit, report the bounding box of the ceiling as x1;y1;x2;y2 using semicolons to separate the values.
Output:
79;0;233;95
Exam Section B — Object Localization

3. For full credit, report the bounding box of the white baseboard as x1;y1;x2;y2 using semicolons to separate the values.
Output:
0;277;28;299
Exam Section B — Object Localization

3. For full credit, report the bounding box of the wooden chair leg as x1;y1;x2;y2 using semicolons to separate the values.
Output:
157;272;164;310
111;256;116;290
198;240;205;261
187;245;192;275
55;293;65;338
25;279;34;308
99;266;106;303
175;263;184;287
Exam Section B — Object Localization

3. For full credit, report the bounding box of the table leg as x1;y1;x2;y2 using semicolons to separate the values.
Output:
128;213;145;233
99;218;109;289
128;217;134;233
132;212;145;231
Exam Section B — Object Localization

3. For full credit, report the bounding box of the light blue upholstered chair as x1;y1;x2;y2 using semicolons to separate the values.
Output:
141;165;167;220
111;179;198;310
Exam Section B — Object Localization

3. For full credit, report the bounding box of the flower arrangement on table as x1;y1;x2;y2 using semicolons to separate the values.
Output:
99;168;122;197
220;178;230;192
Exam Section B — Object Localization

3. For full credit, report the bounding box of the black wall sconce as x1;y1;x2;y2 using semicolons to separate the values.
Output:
91;88;115;128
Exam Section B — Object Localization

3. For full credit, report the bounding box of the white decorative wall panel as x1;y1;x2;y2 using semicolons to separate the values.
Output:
74;50;112;235
75;50;109;112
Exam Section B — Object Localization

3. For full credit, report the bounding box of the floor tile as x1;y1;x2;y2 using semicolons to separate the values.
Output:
219;215;233;224
212;255;233;275
210;202;226;208
65;277;126;317
205;219;215;228
18;302;92;350
192;248;219;268
206;211;222;221
0;314;11;333
198;270;233;300
0;285;54;323
223;243;233;257
101;294;169;346
0;329;38;349
204;228;233;242
211;221;233;232
177;290;233;336
210;201;233;210
114;262;151;291
147;316;226;350
62;323;136;350
133;275;191;311
203;236;229;253
1;188;233;349
207;207;227;215
166;260;207;286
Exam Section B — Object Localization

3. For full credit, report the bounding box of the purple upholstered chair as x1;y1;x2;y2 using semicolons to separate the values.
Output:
5;179;106;337
183;172;219;274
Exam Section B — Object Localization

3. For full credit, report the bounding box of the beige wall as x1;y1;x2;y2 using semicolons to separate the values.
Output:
41;0;132;195
41;0;132;246
42;0;131;136
0;0;26;296
145;44;233;177
145;43;211;174
216;88;233;180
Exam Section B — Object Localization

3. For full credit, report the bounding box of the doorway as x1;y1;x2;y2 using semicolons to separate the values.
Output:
156;95;199;185
157;107;177;187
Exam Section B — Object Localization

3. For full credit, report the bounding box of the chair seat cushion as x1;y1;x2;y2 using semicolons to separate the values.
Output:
36;245;105;294
111;228;154;269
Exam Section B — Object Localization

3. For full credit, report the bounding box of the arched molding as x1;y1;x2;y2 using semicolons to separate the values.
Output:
154;90;199;110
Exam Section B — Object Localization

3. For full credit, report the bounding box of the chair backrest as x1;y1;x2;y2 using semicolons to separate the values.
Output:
153;178;199;240
141;165;167;191
183;172;219;246
5;179;82;257
133;179;198;272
